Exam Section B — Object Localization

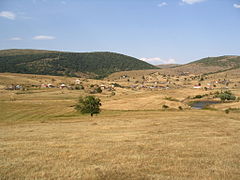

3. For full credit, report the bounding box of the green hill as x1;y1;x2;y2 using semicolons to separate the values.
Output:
187;55;240;74
189;56;240;68
158;55;240;75
0;49;156;78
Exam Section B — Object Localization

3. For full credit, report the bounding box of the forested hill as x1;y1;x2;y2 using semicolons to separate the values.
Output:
0;49;156;78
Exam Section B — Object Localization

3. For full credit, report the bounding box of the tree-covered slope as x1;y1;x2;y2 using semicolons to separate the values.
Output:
0;49;156;78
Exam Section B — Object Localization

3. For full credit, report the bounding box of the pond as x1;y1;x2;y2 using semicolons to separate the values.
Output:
190;101;222;109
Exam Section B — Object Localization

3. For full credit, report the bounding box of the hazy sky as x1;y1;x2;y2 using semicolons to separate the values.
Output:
0;0;240;64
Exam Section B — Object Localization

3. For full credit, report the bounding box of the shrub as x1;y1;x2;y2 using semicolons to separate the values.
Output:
164;97;179;102
194;95;203;99
225;109;230;114
75;85;84;90
88;86;102;94
111;92;116;96
216;91;236;101
95;87;102;93
111;83;122;88
162;105;169;109
75;96;101;116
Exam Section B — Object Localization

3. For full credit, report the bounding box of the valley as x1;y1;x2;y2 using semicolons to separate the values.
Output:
2;0;240;179
0;50;240;180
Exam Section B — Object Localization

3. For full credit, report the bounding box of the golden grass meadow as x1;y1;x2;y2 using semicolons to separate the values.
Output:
0;73;240;179
1;0;240;179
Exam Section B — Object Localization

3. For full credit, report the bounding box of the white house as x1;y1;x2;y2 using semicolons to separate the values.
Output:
75;79;81;84
60;84;67;89
193;86;201;89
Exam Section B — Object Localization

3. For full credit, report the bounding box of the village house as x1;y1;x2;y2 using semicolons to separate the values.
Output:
5;84;22;90
41;84;55;88
41;84;48;88
75;79;81;85
193;85;201;89
47;84;55;88
100;84;106;90
60;84;67;89
15;85;22;90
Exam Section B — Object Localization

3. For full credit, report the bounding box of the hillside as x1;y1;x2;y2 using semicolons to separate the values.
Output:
161;56;240;75
0;49;58;56
156;64;180;69
0;49;156;79
187;56;240;74
108;55;240;79
207;67;240;79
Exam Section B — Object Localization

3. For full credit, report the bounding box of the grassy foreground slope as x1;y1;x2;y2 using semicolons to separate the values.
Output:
1;111;240;179
0;73;240;179
0;49;156;78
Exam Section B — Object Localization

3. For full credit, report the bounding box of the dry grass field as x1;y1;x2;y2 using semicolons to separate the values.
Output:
1;73;240;180
1;111;240;180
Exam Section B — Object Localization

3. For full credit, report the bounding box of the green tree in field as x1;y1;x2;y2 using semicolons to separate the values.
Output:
75;96;101;116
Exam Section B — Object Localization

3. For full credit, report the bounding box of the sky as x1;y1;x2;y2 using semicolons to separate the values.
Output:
0;0;240;65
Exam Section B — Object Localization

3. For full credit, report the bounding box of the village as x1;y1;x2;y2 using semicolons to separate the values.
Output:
1;0;240;178
3;71;238;94
1;71;239;113
1;72;240;180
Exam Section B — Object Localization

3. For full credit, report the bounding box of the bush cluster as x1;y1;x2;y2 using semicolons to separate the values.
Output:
215;91;236;101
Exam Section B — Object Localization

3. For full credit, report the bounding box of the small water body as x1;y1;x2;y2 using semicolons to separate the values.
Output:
190;101;221;109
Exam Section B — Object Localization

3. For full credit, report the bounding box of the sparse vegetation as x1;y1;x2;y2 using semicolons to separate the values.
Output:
88;86;103;94
193;94;209;99
225;108;240;113
225;109;230;114
110;91;116;96
95;87;102;93
111;83;122;88
164;96;179;102
192;56;240;68
162;104;169;109
215;91;236;101
74;85;84;90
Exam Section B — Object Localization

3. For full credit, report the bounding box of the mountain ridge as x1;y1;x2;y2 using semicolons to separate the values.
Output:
0;49;156;79
1;49;239;79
